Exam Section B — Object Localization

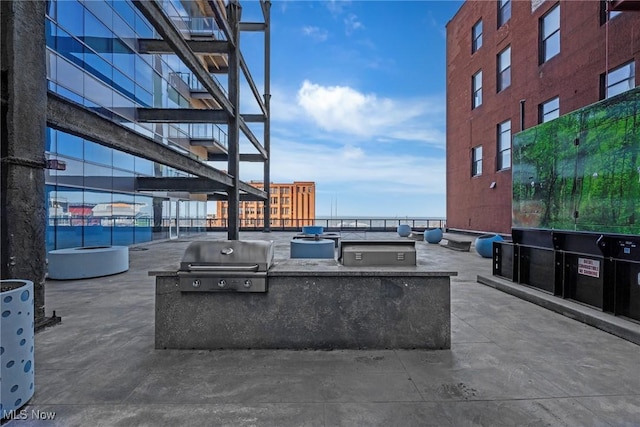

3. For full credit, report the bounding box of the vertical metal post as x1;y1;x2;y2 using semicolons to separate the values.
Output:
227;0;241;240
0;1;47;322
262;1;271;232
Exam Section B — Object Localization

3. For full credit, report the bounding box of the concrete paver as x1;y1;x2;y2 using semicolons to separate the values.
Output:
5;232;640;426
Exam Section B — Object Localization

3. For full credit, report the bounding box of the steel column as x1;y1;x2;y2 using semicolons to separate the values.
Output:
227;1;242;240
0;1;47;322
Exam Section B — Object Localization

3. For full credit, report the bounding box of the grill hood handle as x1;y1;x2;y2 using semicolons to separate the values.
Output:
186;264;259;272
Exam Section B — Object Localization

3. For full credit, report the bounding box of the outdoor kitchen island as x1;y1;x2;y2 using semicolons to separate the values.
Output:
150;241;456;350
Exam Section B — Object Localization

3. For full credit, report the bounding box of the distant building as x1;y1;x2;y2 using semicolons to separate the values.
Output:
213;181;316;227
446;0;640;234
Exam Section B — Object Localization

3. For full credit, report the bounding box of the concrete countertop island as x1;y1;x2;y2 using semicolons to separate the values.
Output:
151;258;456;350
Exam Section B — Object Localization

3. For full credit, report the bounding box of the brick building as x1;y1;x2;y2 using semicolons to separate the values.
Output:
446;0;640;234
214;181;315;227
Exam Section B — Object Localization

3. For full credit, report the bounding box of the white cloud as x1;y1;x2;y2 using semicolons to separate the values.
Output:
295;80;444;146
325;0;351;16
301;26;329;42
344;13;364;35
237;138;445;197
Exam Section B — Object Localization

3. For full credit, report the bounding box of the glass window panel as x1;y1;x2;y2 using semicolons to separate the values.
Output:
84;50;113;84
113;69;135;99
113;1;136;26
113;150;135;172
112;13;136;48
135;56;153;92
53;186;84;249
113;40;135;76
135;12;154;38
135;158;154;176
57;131;84;159
472;146;483;176
46;127;56;153
56;27;84;68
57;0;83;36
83;73;114;109
112;193;135;245
544;32;560;61
84;190;113;246
84;140;112;166
83;9;113;62
83;0;113;32
608;62;634;85
134;194;153;243
472;20;482;53
541;97;560;122
84;164;113;191
135;84;153;107
46;19;56;49
543;6;560;39
55;84;84;104
46;49;57;81
498;0;511;27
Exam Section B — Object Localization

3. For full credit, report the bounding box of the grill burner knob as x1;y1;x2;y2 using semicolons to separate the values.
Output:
244;279;252;288
192;279;201;288
218;279;227;288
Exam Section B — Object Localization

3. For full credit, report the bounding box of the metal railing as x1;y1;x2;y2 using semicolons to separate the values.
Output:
205;218;447;232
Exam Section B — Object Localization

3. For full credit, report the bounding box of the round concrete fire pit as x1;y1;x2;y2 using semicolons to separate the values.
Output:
47;246;129;280
290;238;334;259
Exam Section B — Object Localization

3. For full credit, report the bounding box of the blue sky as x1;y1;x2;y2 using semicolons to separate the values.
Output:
228;0;462;217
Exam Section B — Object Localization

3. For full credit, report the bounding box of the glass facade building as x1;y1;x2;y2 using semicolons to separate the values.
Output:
44;0;218;251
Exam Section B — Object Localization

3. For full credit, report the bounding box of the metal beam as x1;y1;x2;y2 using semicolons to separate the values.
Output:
208;0;235;48
137;108;228;123
47;92;234;186
239;117;267;159
208;153;265;162
240;22;266;31
132;0;234;115
138;38;230;54
136;177;227;192
238;183;267;200
239;52;267;116
242;114;266;123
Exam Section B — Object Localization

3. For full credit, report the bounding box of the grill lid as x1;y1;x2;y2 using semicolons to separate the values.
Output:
180;240;275;271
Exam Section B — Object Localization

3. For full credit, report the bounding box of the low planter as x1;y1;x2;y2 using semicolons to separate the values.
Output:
0;280;35;416
425;228;443;244
397;224;411;237
475;234;504;258
301;226;324;235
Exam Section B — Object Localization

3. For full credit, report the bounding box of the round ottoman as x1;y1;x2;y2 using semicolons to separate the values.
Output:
475;234;504;258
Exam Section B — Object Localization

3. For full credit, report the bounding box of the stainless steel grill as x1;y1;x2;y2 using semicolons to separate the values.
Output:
177;240;274;293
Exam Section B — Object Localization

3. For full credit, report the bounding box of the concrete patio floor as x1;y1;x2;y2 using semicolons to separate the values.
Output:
4;231;640;426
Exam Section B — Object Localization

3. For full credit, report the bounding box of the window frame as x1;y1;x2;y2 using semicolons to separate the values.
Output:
603;60;636;99
497;45;511;92
498;0;511;28
540;4;560;64
539;96;560;123
472;70;483;109
497;120;511;171
472;19;483;53
472;146;483;177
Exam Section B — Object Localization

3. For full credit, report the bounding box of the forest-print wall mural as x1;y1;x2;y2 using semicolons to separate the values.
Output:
513;87;640;235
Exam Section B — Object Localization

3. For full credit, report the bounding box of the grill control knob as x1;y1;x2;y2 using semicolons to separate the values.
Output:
192;279;201;288
243;279;252;288
217;279;226;288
